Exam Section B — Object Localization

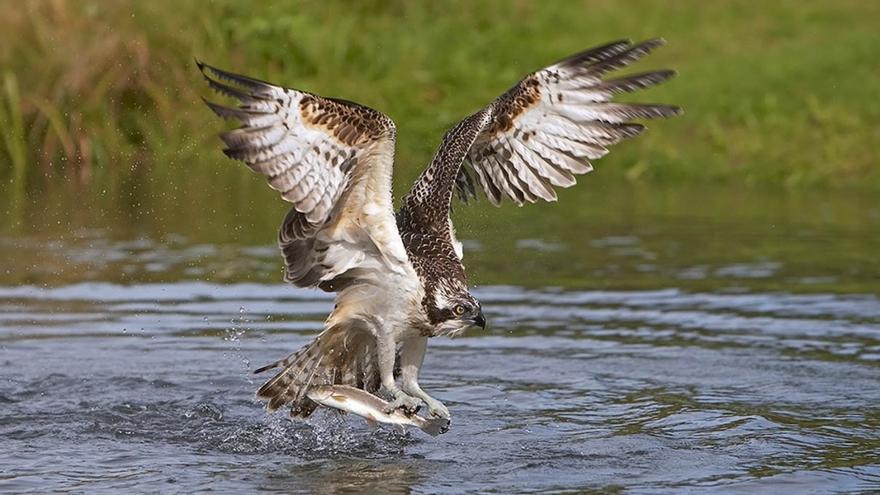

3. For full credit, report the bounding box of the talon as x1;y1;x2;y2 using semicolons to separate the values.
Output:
430;408;451;420
384;390;421;415
425;398;451;421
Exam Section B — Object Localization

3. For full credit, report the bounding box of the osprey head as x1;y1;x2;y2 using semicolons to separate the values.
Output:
426;278;485;337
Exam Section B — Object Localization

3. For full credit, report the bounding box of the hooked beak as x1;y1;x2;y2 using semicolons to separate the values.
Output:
472;310;486;329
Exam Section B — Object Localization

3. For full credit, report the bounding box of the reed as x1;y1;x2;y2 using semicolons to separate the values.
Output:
0;73;26;191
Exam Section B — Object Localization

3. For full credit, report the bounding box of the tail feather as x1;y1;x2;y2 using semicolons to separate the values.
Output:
253;345;308;375
254;324;378;418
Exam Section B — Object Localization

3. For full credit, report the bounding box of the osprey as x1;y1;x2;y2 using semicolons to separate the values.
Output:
199;39;680;423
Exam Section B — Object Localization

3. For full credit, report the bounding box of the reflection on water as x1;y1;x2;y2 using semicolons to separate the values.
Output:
1;183;879;492
3;182;879;293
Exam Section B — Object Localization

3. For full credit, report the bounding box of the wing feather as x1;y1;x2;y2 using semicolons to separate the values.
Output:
199;61;405;290
453;38;681;205
467;158;502;205
530;137;591;176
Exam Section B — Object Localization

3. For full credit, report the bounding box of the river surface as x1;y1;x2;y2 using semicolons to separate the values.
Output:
1;183;879;493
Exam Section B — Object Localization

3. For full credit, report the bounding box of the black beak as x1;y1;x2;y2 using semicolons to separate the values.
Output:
473;311;486;329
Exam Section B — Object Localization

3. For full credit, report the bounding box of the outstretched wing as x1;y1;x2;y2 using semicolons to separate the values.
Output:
199;62;408;290
459;38;680;206
404;39;680;226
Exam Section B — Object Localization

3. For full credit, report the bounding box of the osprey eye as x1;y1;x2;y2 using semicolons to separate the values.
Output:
453;304;466;316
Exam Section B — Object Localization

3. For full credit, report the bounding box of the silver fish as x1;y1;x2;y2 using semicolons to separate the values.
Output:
306;385;450;436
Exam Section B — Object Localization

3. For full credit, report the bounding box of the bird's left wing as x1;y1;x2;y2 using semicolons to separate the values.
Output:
457;38;681;206
405;39;680;227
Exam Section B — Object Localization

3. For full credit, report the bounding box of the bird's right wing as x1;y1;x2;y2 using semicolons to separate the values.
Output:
199;62;408;290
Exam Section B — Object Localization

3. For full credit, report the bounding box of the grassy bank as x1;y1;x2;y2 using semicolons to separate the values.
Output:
1;0;879;205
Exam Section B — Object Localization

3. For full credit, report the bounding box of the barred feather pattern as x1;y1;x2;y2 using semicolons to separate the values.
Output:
198;61;400;289
254;325;381;418
452;38;682;206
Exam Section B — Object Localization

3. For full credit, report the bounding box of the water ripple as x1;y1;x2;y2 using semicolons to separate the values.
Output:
1;282;878;493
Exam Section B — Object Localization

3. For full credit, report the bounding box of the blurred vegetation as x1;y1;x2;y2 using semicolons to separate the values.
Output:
0;0;879;219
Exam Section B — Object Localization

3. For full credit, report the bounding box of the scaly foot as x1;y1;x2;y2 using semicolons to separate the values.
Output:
421;396;451;420
384;389;421;415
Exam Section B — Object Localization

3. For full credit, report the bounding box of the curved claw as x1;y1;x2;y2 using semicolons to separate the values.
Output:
427;400;451;420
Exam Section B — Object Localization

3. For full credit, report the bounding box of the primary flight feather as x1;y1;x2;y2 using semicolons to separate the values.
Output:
198;38;680;425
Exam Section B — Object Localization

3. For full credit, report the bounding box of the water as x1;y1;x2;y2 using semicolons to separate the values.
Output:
1;183;879;493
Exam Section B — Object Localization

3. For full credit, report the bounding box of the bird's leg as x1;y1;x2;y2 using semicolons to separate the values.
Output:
399;336;450;420
376;330;420;415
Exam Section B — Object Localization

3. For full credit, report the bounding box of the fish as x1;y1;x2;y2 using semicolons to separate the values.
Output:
306;385;450;436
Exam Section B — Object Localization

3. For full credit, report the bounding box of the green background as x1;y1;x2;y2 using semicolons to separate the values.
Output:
2;0;878;204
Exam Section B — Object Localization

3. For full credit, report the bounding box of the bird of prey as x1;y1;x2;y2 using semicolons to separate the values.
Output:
198;38;680;424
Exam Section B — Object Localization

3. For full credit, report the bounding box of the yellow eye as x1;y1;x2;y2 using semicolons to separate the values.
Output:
453;304;466;316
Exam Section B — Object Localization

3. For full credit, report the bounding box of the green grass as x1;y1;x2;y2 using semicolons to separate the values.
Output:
1;0;879;205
